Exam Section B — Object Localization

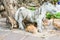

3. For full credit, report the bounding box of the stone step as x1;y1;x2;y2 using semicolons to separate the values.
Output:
0;18;6;22
0;18;9;28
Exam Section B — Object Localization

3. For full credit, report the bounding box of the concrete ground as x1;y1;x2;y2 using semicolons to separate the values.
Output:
0;27;60;40
0;18;60;40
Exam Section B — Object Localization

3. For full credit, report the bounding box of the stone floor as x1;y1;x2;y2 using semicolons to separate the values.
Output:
0;28;43;40
0;28;60;40
0;18;60;40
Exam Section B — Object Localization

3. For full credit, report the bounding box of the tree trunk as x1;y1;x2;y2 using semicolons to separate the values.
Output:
2;0;18;17
1;0;18;29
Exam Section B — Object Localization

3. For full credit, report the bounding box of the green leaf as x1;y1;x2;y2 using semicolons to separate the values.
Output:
54;12;60;19
46;12;52;19
28;6;36;11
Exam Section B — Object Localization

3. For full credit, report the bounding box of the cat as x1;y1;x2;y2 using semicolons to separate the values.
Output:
25;24;38;34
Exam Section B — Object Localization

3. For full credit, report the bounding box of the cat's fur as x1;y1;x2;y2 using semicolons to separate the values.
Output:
25;24;38;33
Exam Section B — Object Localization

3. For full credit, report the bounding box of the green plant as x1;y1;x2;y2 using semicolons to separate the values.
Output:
46;12;60;19
46;12;52;19
54;12;60;19
28;6;36;11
